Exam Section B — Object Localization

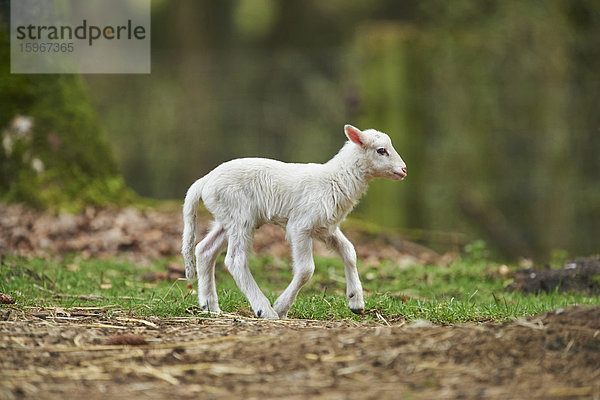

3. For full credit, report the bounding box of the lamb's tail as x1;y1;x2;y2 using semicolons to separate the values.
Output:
181;177;206;282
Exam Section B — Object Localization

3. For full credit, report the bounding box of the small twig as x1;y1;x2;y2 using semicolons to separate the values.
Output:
122;365;180;385
468;289;479;302
80;349;146;366
375;311;391;327
157;362;256;376
160;279;182;303
563;339;575;356
39;334;268;353
53;293;104;301
32;283;55;294
116;317;159;329
514;318;545;330
52;316;79;321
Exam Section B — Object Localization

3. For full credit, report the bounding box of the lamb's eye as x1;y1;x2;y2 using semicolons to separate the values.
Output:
377;148;388;156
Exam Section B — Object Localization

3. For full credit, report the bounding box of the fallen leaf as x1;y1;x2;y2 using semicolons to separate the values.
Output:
141;272;169;281
104;334;148;346
167;263;185;275
66;264;80;272
498;264;512;277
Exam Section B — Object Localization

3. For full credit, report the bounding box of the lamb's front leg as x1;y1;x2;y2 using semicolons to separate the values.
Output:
324;228;365;314
273;231;315;318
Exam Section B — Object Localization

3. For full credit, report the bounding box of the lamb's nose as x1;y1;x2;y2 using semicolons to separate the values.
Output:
402;167;407;175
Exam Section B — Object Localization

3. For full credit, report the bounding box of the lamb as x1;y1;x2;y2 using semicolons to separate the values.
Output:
181;124;407;319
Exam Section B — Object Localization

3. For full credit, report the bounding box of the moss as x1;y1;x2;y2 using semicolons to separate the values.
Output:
0;29;135;211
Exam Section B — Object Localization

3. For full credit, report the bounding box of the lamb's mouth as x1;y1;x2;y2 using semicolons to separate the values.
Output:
393;171;407;180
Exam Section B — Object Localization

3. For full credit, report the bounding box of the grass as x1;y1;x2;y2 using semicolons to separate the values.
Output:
1;254;598;324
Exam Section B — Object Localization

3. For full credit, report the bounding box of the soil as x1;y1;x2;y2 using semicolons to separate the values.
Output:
0;203;451;266
508;255;600;295
1;306;599;400
2;204;599;399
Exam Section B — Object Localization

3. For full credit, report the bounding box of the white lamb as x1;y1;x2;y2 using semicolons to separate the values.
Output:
181;124;407;319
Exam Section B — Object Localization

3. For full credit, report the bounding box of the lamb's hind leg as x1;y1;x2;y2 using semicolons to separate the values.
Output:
323;228;364;314
273;230;315;318
195;223;227;314
225;229;279;319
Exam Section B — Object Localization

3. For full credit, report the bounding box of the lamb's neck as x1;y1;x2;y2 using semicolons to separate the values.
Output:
324;143;372;207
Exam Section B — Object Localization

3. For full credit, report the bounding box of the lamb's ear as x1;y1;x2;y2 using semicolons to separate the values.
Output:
344;124;366;147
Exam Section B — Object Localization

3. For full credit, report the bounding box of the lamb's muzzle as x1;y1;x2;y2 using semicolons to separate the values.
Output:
394;167;407;180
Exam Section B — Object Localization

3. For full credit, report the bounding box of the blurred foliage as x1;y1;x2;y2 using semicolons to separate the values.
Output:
463;240;491;263
1;0;599;259
0;27;135;211
85;0;599;260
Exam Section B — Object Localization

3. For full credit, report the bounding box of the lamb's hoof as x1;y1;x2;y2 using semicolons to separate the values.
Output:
185;270;196;282
350;307;365;315
200;304;221;315
255;308;279;319
273;303;289;319
348;297;365;315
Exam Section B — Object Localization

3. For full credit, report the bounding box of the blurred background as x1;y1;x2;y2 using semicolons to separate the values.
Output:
1;0;599;260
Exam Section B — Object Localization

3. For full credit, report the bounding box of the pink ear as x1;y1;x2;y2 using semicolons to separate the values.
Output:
344;124;364;147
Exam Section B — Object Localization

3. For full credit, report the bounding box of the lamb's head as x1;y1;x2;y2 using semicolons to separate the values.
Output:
344;124;407;180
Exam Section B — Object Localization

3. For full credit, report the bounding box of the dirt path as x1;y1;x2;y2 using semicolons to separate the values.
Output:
1;306;599;399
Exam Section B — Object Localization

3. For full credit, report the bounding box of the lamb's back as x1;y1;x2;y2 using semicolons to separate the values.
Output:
201;158;326;221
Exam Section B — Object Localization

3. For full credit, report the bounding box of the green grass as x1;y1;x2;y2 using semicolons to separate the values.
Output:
1;254;598;324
